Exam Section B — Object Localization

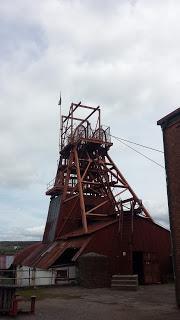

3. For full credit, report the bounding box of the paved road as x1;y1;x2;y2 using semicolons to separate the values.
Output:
1;284;179;319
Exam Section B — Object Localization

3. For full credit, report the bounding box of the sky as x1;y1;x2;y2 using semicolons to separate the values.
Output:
0;0;179;240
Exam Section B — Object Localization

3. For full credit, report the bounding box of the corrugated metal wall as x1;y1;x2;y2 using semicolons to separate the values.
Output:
0;255;14;269
83;216;171;283
43;195;61;243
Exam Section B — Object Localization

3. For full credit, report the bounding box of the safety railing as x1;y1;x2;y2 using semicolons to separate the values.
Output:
0;267;76;288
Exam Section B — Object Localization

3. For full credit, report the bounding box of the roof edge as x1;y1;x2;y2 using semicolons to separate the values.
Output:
60;220;117;240
157;107;180;127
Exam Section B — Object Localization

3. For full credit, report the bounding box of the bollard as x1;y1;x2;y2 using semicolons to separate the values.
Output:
9;298;18;317
30;295;36;314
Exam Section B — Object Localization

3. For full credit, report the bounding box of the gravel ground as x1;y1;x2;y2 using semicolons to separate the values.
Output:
1;283;179;319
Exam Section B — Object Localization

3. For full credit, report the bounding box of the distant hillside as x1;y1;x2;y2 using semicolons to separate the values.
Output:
0;241;39;255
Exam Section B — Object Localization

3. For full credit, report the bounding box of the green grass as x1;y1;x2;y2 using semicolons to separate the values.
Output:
16;288;82;301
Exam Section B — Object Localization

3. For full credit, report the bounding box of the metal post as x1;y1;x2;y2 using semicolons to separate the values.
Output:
74;148;88;233
30;296;36;314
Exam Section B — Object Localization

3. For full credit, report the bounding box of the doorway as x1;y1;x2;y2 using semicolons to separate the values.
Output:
133;251;144;284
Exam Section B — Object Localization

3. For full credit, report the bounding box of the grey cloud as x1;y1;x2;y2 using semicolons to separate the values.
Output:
0;198;48;240
145;200;170;229
0;0;178;239
21;226;44;240
0;226;44;241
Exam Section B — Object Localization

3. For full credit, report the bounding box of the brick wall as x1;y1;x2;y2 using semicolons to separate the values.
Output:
158;110;180;307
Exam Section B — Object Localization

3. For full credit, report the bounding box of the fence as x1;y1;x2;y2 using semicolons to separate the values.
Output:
0;266;76;287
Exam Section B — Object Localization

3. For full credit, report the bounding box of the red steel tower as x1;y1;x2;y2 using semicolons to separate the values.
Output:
43;102;152;243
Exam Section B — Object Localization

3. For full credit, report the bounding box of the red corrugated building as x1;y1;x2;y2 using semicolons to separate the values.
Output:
14;103;172;286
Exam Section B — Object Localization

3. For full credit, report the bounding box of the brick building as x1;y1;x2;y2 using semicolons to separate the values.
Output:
158;108;180;307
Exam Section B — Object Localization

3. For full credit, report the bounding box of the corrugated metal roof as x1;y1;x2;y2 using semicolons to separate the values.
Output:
14;242;43;266
14;237;91;269
14;217;169;270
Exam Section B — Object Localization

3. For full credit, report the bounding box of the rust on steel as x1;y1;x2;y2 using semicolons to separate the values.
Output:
44;102;152;242
14;102;171;284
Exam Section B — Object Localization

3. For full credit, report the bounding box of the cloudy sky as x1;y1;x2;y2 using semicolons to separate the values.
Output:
0;0;179;240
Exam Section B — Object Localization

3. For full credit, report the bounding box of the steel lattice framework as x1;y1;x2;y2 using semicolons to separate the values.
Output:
46;102;152;239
